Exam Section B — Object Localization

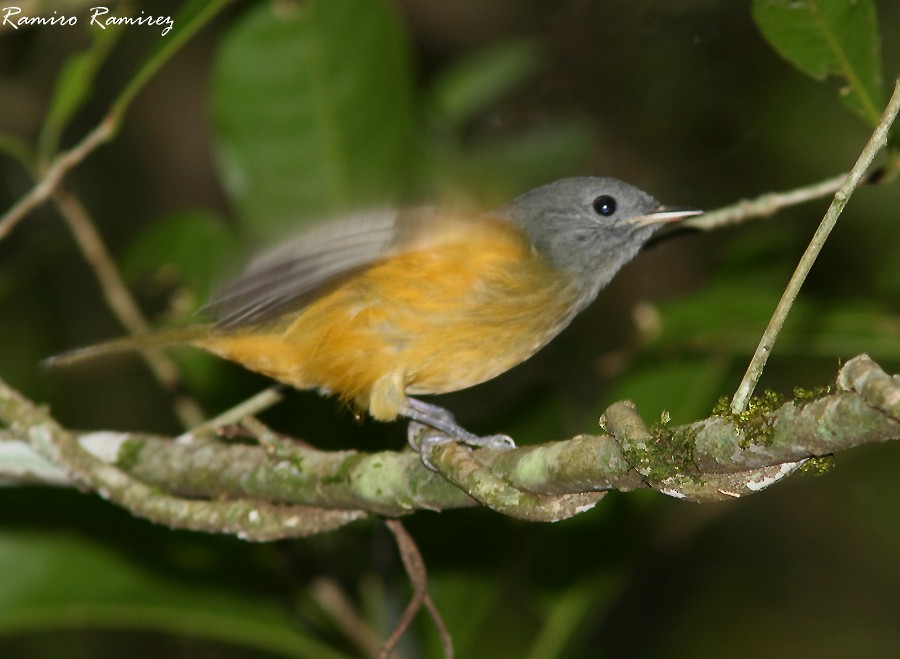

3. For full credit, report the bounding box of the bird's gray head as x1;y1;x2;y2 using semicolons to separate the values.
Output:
500;176;699;310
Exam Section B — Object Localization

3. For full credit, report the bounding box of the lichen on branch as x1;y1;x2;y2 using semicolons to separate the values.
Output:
1;354;899;538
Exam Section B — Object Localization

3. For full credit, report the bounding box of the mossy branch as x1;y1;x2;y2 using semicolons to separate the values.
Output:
1;354;898;538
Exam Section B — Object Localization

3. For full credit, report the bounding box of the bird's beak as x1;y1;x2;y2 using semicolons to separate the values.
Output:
627;205;703;227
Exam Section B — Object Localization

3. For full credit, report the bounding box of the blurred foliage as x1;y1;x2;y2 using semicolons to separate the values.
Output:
120;209;239;303
1;0;900;657
0;530;339;658
213;0;417;235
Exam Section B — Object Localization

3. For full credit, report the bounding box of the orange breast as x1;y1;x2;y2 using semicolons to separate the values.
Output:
198;218;577;421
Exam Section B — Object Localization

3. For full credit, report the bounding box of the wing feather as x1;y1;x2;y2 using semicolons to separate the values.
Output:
205;208;447;329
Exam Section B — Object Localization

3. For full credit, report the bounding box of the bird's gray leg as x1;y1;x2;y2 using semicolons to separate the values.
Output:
404;397;515;469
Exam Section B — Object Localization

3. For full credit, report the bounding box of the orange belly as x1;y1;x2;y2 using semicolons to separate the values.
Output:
197;220;577;420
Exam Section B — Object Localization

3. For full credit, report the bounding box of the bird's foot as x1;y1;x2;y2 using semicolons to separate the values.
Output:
404;398;515;470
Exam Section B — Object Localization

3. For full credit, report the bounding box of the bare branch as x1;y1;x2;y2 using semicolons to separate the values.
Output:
0;0;230;242
379;519;452;659
2;354;899;538
52;187;207;428
687;173;847;231
0;116;115;241
731;79;900;412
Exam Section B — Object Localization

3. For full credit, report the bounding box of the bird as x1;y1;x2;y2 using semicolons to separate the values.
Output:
50;177;700;458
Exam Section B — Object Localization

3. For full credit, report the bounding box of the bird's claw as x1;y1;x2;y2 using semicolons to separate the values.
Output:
408;422;516;471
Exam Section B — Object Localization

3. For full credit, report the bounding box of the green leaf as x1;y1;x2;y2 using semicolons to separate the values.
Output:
39;26;119;160
426;40;540;130
752;0;884;125
0;530;349;658
213;0;417;236
120;211;239;303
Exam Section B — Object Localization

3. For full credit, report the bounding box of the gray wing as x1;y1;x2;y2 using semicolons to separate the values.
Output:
205;209;410;330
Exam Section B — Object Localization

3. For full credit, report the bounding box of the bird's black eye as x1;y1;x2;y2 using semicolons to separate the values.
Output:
592;195;617;217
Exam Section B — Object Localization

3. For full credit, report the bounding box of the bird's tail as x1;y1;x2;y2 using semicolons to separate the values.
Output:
44;325;213;368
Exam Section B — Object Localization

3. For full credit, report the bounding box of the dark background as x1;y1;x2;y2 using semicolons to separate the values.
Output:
1;1;899;657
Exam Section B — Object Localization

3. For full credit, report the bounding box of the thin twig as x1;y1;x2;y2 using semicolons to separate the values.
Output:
730;79;900;413
178;387;285;441
379;519;427;658
423;594;454;659
379;519;452;659
310;577;385;658
686;172;848;230
684;142;900;233
0;0;232;427
0;116;115;241
54;188;149;334
53;187;206;428
0;0;231;242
